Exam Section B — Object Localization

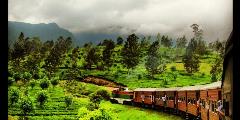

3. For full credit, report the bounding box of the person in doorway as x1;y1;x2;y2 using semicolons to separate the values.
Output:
162;95;167;111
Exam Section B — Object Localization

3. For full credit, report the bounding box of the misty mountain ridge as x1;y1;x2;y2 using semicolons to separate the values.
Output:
9;21;221;47
8;21;76;47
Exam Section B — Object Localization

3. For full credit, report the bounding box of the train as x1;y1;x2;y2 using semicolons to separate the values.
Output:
112;32;233;120
113;81;224;120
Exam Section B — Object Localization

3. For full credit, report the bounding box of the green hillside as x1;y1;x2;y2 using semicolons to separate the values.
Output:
8;29;224;119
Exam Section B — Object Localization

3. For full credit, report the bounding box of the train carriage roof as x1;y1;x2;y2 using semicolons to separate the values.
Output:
134;88;158;91
177;84;205;91
200;81;222;90
156;87;181;91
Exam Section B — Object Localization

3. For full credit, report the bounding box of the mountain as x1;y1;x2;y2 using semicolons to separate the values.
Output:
8;21;75;46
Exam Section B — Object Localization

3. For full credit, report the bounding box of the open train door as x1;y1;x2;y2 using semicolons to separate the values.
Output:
221;31;233;120
221;28;240;120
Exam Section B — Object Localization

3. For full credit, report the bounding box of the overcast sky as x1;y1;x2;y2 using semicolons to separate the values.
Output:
9;0;232;42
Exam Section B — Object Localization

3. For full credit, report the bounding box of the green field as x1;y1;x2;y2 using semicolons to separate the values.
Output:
8;80;183;120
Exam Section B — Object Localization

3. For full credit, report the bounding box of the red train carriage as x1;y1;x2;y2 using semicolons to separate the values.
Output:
133;88;157;106
200;81;221;120
200;88;208;120
177;90;187;113
112;89;134;99
155;87;180;111
178;85;204;117
155;89;165;107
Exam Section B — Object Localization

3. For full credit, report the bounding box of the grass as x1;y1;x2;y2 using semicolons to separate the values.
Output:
8;80;184;120
102;101;184;120
69;46;218;89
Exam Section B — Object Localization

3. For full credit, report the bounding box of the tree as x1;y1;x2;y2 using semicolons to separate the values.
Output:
145;41;166;78
11;32;30;72
161;35;172;47
102;39;115;70
210;56;223;82
44;36;72;78
8;88;19;106
71;47;79;68
183;38;200;74
84;47;100;69
176;35;187;48
140;36;151;55
183;53;200;74
190;24;206;55
121;34;141;73
20;98;34;120
37;91;48;108
116;36;124;45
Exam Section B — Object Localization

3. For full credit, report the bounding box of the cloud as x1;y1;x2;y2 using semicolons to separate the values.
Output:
9;0;232;42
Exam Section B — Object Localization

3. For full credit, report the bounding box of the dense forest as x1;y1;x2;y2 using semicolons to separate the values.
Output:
8;24;225;120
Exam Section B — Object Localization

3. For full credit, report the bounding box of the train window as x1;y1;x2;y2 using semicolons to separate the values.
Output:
211;102;215;111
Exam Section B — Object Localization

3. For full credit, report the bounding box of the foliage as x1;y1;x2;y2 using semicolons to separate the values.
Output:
20;97;34;117
170;66;177;72
29;80;36;89
13;72;22;82
145;40;166;78
183;53;200;74
22;71;32;82
51;77;59;87
8;77;15;86
44;36;72;78
176;35;187;48
65;95;73;108
84;47;100;69
102;39;115;69
210;56;223;82
183;38;200;74
116;36;124;45
95;89;111;101
190;24;207;55
121;34;141;72
37;90;48;107
8;88;20;106
78;102;117;120
40;79;50;89
140;36;151;53
161;35;172;47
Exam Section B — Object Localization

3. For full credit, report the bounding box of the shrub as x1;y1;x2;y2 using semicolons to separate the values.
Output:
8;88;20;106
89;93;102;104
36;91;48;107
23;72;32;81
89;89;111;105
29;80;36;89
13;72;22;81
87;102;98;111
138;74;142;80
64;95;73;108
170;66;177;72
20;98;33;118
78;102;117;120
95;89;111;100
51;77;59;87
8;77;15;86
40;79;50;89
